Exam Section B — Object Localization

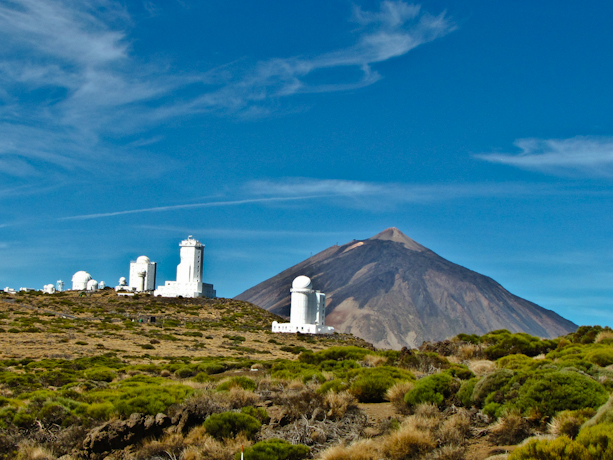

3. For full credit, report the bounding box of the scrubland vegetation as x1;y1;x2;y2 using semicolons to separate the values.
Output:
0;291;612;459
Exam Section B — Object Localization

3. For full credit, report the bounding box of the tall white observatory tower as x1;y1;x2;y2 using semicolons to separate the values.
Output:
154;236;216;298
176;236;203;285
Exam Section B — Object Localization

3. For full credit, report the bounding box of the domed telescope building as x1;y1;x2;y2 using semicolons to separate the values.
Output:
71;271;92;290
272;275;334;334
129;255;157;292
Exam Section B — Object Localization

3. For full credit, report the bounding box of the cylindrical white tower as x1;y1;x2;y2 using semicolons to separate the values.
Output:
290;276;312;325
137;271;146;292
176;236;204;285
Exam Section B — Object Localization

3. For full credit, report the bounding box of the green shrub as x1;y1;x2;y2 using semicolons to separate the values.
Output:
86;402;115;420
241;406;270;423
586;349;613;367
237;439;310;460
203;412;261;440
298;346;373;365
404;372;455;408
471;369;514;407
175;367;196;379
483;331;556;359
84;367;117;382
216;376;257;392
348;367;414;403
197;363;226;375
318;379;349;394
457;378;478;407
497;354;534;370
576;422;613;459
509;369;609;417
192;372;211;383
280;346;309;355
509;435;589;460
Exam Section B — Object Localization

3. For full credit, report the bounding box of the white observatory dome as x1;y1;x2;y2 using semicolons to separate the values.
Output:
292;275;312;290
72;271;92;283
119;277;127;286
87;279;99;291
136;255;150;264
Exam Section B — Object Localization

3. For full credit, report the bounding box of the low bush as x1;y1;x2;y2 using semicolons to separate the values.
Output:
509;435;590;460
348;367;414;403
241;406;270;423
509;369;608;417
298;346;374;365
216;377;257;392
510;423;613;460
84;366;117;382
575;422;613;459
203;412;261;440
404;372;456;408
585;349;613;367
237;438;310;460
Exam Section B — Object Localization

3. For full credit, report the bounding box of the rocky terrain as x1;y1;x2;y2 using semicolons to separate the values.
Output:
236;227;577;349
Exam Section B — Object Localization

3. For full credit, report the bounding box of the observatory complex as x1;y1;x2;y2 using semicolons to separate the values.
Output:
272;275;334;334
155;236;216;298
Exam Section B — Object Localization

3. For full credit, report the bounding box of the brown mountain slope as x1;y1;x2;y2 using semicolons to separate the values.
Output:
235;227;577;349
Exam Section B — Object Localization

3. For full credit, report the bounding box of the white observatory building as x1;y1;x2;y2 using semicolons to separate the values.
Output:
71;271;92;290
155;236;216;298
129;256;157;292
272;275;334;334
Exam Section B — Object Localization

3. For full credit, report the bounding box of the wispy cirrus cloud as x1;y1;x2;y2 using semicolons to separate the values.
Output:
476;136;613;177
57;177;551;221
0;0;454;177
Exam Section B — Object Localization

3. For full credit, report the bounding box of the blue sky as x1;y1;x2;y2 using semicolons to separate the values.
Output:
1;0;612;328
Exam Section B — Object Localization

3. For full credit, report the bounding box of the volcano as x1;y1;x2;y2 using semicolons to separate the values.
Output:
236;228;576;349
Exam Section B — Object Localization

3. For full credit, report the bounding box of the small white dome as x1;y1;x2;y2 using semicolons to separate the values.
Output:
87;279;98;290
136;255;150;264
119;277;127;285
72;271;91;283
292;275;312;289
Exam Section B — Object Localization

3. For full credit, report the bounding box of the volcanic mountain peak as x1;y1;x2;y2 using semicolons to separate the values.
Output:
236;228;577;349
369;227;426;252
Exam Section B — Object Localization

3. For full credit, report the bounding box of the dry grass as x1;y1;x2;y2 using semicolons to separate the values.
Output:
361;354;387;367
415;402;442;419
318;438;380;460
426;444;467;460
324;391;358;419
226;387;260;409
437;409;471;445
468;359;497;376
15;442;56;460
456;343;481;361
385;380;414;414
489;413;532;446
381;417;436;460
595;330;613;343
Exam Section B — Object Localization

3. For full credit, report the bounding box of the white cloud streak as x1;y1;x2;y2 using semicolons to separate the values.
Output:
0;1;454;177
476;136;613;177
58;177;549;221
